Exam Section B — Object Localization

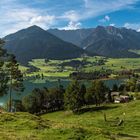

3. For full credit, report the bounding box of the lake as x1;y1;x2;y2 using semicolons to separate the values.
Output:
0;78;125;106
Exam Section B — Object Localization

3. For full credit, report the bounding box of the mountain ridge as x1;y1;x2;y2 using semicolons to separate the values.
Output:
4;25;86;64
48;25;140;58
3;25;140;64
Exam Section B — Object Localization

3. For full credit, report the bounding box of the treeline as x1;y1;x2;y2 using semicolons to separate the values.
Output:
117;78;140;92
19;80;110;114
22;86;65;113
70;70;111;80
18;78;140;114
70;69;140;80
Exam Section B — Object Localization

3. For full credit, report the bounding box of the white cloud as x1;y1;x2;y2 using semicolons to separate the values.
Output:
0;0;56;37
0;0;139;37
99;15;110;23
80;0;139;20
2;9;55;36
124;22;140;31
60;10;80;22
110;23;115;26
60;21;82;30
29;15;55;26
105;15;110;21
60;0;138;24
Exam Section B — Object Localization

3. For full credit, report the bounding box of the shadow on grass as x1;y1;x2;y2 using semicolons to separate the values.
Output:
76;105;119;114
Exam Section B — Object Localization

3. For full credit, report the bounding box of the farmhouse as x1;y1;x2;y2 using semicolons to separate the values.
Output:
111;92;130;103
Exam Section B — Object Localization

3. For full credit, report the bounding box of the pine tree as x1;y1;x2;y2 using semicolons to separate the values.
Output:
0;39;24;112
89;80;108;106
0;40;9;96
64;80;82;113
80;84;86;105
112;84;118;91
6;55;24;112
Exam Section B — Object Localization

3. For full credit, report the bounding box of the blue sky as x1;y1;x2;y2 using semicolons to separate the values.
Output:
0;0;140;37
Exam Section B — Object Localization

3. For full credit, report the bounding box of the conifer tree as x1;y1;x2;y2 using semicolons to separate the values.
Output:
0;39;9;96
6;54;24;112
64;80;82;113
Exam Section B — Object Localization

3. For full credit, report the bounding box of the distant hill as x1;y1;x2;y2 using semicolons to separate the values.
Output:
83;26;140;58
4;26;85;64
48;28;94;47
49;26;140;58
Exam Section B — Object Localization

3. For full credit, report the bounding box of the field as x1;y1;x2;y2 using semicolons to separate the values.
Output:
20;57;140;78
0;100;140;140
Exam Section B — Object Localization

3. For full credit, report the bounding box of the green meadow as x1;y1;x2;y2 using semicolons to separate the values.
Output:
20;57;140;78
0;100;139;140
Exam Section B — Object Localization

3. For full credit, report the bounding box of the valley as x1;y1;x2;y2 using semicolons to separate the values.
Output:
1;0;140;139
1;25;140;140
20;56;140;78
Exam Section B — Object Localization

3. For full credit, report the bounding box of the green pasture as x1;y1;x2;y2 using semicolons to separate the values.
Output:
0;100;139;140
21;57;140;78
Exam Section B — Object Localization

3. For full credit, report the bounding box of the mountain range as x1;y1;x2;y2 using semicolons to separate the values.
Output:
49;26;140;58
4;26;85;64
3;25;140;64
48;28;94;47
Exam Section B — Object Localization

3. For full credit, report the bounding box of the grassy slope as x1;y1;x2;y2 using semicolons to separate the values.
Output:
42;100;140;140
0;101;140;140
0;112;50;140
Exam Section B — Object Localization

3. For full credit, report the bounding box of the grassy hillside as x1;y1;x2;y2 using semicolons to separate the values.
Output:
0;112;50;140
0;101;140;140
42;100;140;140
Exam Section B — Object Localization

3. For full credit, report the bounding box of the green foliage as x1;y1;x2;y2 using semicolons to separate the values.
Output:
22;79;110;113
119;83;125;91
135;83;140;92
112;84;118;91
0;39;9;96
22;95;35;113
22;88;42;113
7;55;24;91
0;39;24;111
22;86;65;113
133;92;140;100
87;80;108;106
80;84;86;105
64;80;85;113
118;78;140;93
125;78;136;92
6;54;24;112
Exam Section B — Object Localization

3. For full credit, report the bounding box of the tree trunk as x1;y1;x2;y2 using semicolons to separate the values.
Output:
104;113;107;122
95;96;98;106
9;76;12;112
